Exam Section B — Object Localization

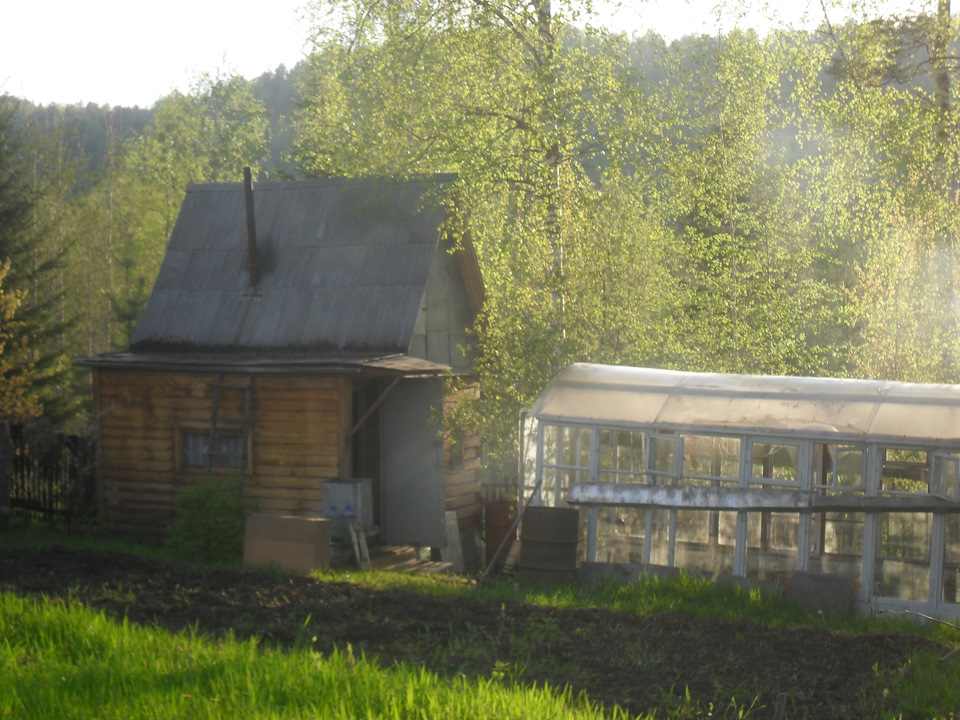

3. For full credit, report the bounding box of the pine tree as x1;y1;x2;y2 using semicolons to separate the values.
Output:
0;97;64;422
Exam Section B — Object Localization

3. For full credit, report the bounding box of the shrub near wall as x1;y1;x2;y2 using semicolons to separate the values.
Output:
165;478;255;563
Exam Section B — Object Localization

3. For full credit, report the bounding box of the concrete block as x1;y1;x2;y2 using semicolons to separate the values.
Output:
243;513;331;574
783;570;855;616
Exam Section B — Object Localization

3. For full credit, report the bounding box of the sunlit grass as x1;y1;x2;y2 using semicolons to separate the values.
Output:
0;593;633;720
5;521;960;718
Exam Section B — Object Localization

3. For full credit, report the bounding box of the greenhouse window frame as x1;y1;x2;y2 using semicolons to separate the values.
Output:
525;364;960;619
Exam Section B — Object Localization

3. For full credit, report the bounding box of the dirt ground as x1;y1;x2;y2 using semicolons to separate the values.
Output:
0;546;936;719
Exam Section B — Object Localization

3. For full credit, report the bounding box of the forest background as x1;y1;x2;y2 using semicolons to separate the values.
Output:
3;0;959;472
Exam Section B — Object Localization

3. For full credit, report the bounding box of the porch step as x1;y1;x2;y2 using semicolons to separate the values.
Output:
370;545;417;569
367;545;454;574
389;559;455;574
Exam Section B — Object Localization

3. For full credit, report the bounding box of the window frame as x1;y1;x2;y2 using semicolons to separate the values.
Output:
175;425;252;474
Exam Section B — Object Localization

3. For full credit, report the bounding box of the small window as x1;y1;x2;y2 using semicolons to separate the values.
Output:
882;448;929;494
932;453;959;498
750;441;799;487
813;445;864;494
681;435;740;486
182;431;244;470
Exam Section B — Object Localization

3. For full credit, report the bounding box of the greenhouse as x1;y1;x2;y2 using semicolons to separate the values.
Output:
523;363;960;618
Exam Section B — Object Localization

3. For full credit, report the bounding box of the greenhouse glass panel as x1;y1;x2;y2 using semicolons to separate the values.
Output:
881;449;930;494
599;429;645;478
596;506;646;563
647;509;672;566
538;466;587;508
649;435;678;484
876;512;931;601
746;511;799;580
674;509;735;574
539;424;591;506
680;435;740;486
750;442;800;487
809;512;863;580
564;427;591;469
943;514;960;604
932;454;959;498
813;445;864;493
541;424;559;466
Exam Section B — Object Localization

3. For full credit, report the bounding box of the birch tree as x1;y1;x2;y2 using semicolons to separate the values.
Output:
295;0;663;463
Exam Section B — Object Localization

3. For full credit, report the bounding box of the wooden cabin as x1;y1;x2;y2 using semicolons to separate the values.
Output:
78;174;484;555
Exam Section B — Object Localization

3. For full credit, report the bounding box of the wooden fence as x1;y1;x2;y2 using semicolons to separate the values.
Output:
6;423;96;525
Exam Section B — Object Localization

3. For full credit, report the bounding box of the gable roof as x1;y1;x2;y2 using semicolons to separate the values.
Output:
129;174;463;357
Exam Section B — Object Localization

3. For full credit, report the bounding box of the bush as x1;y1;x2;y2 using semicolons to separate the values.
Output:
165;477;254;564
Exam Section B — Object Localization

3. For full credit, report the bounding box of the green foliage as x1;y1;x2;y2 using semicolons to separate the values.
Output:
0;260;40;420
0;97;76;422
9;1;960;443
58;71;272;380
295;1;662;466
164;478;254;564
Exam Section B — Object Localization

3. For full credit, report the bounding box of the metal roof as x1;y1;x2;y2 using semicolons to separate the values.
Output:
529;363;960;446
130;175;457;355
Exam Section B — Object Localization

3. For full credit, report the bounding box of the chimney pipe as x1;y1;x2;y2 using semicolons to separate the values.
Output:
243;167;260;290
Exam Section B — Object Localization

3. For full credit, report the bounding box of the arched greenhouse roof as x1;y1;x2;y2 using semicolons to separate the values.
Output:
529;363;960;447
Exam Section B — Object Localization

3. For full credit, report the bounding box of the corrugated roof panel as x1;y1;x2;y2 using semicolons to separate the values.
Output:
359;244;434;287
530;364;960;446
130;175;456;354
361;286;422;350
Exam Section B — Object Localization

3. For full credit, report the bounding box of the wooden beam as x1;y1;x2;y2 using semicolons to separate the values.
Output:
567;482;960;513
348;376;401;439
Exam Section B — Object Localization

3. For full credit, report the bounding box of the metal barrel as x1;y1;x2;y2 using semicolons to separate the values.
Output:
519;506;580;587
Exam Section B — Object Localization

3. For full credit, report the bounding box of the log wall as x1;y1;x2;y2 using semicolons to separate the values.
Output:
92;368;482;544
443;380;482;532
93;368;348;540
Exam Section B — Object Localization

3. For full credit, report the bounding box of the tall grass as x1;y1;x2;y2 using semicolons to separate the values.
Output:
5;522;960;718
0;593;633;720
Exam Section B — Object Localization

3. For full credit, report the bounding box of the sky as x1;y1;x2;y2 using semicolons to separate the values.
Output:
1;0;903;109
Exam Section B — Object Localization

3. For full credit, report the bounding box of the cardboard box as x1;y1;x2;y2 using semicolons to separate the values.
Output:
243;513;331;574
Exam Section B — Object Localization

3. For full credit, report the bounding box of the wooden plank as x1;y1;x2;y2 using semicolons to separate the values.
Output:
448;502;481;522
105;494;176;513
568;482;960;513
245;486;324;501
253;457;340;473
444;473;481;492
101;458;176;473
255;417;341;433
441;510;464;572
253;397;342;413
254;428;340;444
247;476;330;491
253;498;326;516
100;428;175;445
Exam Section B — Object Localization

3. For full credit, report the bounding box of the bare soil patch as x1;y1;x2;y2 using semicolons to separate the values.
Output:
0;546;932;718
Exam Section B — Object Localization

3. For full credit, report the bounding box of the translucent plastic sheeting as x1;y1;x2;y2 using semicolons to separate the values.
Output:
529;363;960;446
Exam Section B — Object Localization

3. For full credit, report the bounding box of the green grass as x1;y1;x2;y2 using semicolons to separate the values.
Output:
0;593;630;720
0;521;179;561
5;522;960;718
